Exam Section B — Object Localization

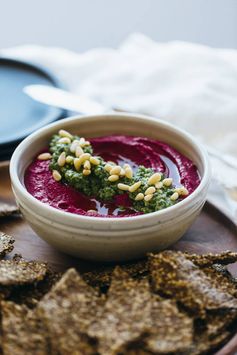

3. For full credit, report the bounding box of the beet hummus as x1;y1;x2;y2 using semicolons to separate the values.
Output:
25;132;200;217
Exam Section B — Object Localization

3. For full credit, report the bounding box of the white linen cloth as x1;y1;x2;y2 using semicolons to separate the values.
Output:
2;33;237;224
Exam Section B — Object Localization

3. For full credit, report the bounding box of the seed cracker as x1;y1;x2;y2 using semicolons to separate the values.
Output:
88;267;152;355
186;251;237;267
1;301;49;355
0;203;20;217
149;251;237;317
0;258;48;286
37;268;100;354
0;232;15;258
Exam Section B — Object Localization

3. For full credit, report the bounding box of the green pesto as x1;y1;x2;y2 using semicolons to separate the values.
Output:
49;134;178;214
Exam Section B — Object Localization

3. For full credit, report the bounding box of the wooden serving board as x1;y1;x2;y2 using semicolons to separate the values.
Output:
1;161;237;355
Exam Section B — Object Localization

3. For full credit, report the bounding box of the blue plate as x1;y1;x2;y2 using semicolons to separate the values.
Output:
0;57;67;159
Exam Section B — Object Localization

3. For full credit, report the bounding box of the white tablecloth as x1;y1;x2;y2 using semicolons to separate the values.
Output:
2;33;237;224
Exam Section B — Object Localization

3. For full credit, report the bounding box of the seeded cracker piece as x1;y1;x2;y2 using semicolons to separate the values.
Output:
0;203;20;217
0;232;15;258
8;269;61;308
83;259;148;290
37;268;100;354
185;250;237;267
1;301;49;355
149;251;237;317
88;267;152;355
145;298;193;354
0;258;48;286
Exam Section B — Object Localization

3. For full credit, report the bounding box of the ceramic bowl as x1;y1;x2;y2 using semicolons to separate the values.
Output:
10;113;211;262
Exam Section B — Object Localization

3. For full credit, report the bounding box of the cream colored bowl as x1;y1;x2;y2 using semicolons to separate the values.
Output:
10;113;211;262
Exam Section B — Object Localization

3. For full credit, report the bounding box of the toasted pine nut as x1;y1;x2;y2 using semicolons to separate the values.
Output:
148;173;162;185
155;181;163;189
84;160;91;170
74;158;81;171
144;194;153;202
79;137;85;146
170;192;179;201
123;163;130;169
145;186;156;195
59;129;73;139
81;140;90;147
175;187;189;196
58;137;71;144
108;161;116;165
135;193;144;201
57;152;66;167
125;167;133;179
70;140;80;153
78;153;91;163
90;156;100;165
120;168;126;177
75;145;84;157
37;153;52;160
104;164;113;173
87;209;97;213
163;178;173;187
108;175;119;182
66;155;74;164
52;170;62;181
83;169;91;176
129;181;141;193
110;166;121;175
118;183;130;191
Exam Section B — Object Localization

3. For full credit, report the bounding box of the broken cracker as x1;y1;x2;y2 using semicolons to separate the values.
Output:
37;268;100;354
186;250;237;267
88;267;152;355
0;258;48;286
149;251;237;318
1;301;49;355
0;203;20;217
0;232;14;258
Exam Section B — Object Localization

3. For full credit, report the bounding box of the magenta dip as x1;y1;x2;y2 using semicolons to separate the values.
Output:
24;135;200;217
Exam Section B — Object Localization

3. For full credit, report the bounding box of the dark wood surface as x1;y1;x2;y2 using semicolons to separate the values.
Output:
1;161;237;354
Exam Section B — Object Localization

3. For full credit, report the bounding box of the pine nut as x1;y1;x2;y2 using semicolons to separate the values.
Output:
81;140;90;147
79;137;85;146
123;163;130;169
155;181;163;189
37;153;52;160
52;170;61;181
170;192;179;201
90;156;100;165
129;181;141;192
145;186;156;195
163;178;173;187
84;160;91;170
108;175;119;182
148;173;162;185
144;194;153;202
70;140;80;153
108;161;115;165
175;187;189;196
74;158;81;171
83;169;91;176
125;167;133;179
59;129;73;139
87;209;97;213
104;164;113;173
118;183;130;191
58;137;71;144
135;193;144;201
75;145;84;157
66;156;74;164
110;166;121;175
57;152;66;167
79;153;91;163
120;168;126;177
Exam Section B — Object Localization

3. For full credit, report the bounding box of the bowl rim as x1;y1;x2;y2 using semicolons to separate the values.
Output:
10;112;211;225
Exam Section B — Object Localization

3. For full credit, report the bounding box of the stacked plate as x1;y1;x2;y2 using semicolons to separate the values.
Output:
0;58;66;160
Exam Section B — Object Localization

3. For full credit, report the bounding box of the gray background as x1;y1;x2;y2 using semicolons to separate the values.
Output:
0;0;236;51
